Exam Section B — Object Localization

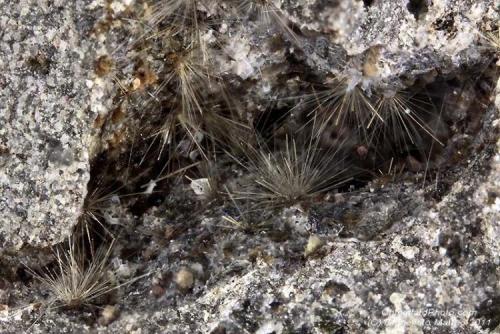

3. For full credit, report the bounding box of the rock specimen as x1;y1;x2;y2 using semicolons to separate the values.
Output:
0;0;110;251
0;0;498;333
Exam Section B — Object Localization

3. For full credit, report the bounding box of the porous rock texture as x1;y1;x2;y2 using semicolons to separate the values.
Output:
0;0;111;251
0;0;499;333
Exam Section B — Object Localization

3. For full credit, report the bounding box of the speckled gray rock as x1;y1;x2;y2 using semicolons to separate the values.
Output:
220;0;498;96
0;0;498;333
0;0;109;250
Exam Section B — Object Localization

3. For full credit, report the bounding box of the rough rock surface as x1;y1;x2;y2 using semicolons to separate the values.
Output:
0;0;499;333
0;0;110;250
